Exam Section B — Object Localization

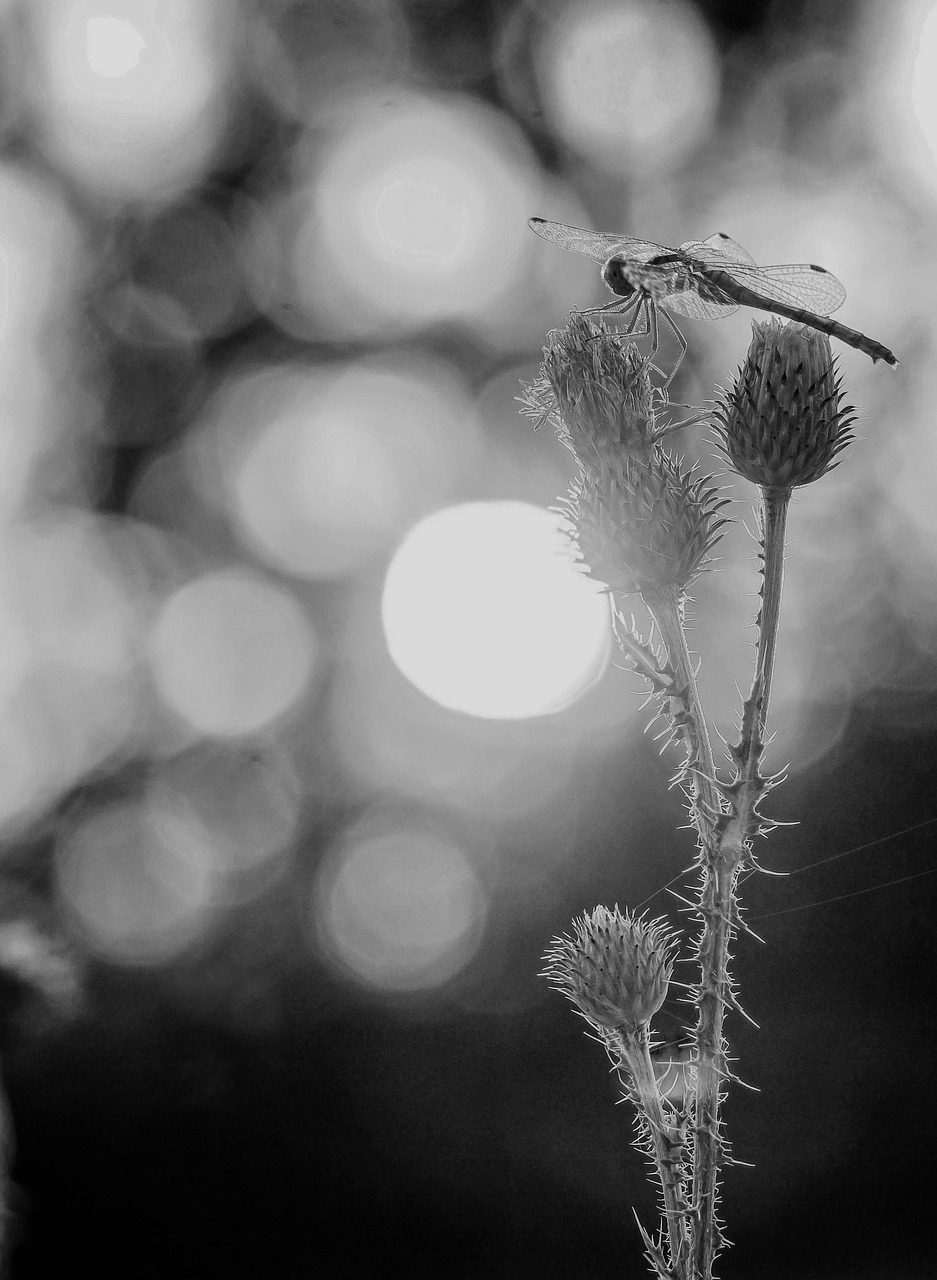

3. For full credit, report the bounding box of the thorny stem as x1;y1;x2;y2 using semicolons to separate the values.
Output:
612;612;672;692
640;583;724;1280
689;868;734;1279
612;1025;691;1277
632;494;789;1278
690;485;791;1279
639;584;721;851
749;488;789;743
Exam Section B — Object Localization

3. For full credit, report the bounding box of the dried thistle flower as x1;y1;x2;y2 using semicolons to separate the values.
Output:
712;319;856;490
560;452;730;596
543;906;679;1032
519;311;660;460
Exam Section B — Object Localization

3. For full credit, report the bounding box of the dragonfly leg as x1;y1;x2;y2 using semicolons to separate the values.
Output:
579;297;636;317
580;296;684;388
646;300;660;359
632;300;669;382
613;298;673;382
621;296;651;339
581;298;651;349
581;296;650;349
655;410;711;438
657;309;688;388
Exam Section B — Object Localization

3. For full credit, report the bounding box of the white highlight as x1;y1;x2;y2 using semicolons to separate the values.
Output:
382;502;610;719
85;15;145;78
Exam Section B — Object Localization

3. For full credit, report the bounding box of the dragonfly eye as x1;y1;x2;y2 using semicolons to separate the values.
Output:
602;258;635;298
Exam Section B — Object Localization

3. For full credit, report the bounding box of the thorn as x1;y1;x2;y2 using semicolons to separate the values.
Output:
665;888;697;910
731;914;766;944
726;994;760;1029
723;1070;761;1093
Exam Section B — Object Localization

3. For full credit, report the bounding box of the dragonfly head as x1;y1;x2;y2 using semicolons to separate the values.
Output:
602;256;638;299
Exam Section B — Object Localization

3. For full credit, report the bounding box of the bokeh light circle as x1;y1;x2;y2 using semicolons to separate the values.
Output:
149;567;316;737
151;744;302;885
312;821;487;992
29;0;230;200
535;0;718;174
210;359;471;581
381;501;610;719
55;798;219;965
301;92;535;330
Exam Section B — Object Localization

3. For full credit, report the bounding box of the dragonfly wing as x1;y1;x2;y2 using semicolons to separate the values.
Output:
684;252;847;316
528;217;669;265
683;232;758;267
743;263;847;315
662;291;740;320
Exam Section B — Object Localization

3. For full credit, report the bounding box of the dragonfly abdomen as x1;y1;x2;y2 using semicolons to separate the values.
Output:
703;267;899;367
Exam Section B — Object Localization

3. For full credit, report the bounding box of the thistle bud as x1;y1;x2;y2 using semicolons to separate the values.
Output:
543;906;678;1032
712;319;856;490
560;452;729;596
518;312;658;460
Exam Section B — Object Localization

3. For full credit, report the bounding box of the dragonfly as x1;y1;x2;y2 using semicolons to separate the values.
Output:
529;216;898;378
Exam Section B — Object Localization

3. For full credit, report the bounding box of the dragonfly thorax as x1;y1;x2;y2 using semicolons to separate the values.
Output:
602;255;689;302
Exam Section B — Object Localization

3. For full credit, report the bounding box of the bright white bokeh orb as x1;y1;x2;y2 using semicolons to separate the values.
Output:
85;15;146;77
381;502;610;719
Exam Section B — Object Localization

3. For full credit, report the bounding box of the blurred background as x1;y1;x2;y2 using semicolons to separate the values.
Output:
0;0;934;1275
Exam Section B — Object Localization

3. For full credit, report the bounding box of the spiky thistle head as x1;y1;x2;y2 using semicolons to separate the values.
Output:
559;451;730;596
542;906;679;1032
518;311;659;461
712;319;856;490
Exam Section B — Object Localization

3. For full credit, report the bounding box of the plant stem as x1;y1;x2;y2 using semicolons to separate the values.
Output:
614;1025;691;1277
751;487;789;741
640;584;720;841
640;583;726;1278
689;485;791;1278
